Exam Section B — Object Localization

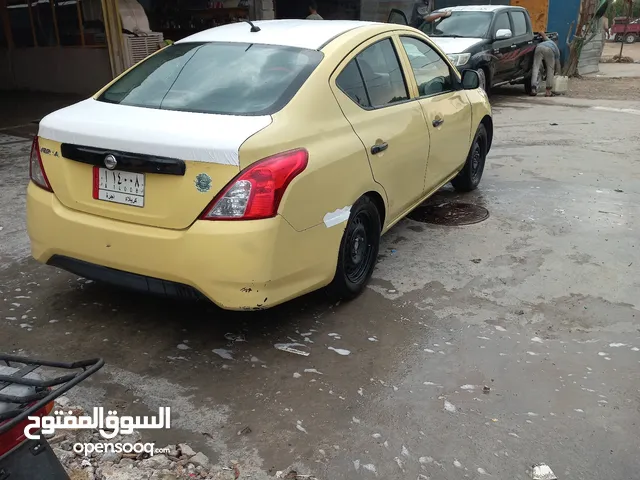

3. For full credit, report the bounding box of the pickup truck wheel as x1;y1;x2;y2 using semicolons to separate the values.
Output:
625;34;636;44
451;124;487;193
476;68;489;94
327;196;381;301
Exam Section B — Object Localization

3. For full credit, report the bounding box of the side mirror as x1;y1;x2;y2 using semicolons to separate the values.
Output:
495;28;513;40
461;69;480;90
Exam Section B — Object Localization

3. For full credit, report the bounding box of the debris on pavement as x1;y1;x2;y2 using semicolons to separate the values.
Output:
224;332;246;343
49;403;234;480
471;258;482;263
444;400;457;412
531;463;558;480
483;385;491;394
237;426;251;435
274;343;310;356
327;347;351;356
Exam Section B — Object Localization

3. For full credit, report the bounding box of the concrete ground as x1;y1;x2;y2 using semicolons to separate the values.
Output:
2;90;640;479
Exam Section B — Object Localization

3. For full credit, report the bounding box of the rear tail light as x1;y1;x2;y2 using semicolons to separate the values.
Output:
0;401;54;457
201;149;308;220
29;137;53;192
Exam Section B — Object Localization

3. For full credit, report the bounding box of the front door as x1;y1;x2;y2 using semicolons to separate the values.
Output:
395;35;472;193
331;36;430;221
491;11;516;83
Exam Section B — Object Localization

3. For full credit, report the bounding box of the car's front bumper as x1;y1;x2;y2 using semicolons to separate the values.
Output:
27;183;342;310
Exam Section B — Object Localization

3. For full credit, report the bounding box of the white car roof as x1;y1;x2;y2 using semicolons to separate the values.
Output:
176;19;376;50
437;5;510;12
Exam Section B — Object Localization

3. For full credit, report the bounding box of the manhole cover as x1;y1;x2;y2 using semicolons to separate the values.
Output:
408;202;489;226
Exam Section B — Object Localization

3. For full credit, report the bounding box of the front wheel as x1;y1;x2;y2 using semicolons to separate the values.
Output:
451;124;488;193
476;68;490;95
625;34;636;44
328;196;381;301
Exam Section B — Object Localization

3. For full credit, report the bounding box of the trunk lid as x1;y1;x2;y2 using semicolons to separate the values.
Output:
38;100;271;230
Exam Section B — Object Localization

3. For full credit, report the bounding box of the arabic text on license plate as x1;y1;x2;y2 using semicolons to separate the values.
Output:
94;167;145;207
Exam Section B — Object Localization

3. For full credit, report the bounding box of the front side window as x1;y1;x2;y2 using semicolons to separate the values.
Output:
493;13;511;36
98;42;323;116
400;37;453;97
355;39;409;107
421;12;493;38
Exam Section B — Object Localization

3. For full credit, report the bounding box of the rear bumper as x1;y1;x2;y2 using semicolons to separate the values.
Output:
27;183;343;310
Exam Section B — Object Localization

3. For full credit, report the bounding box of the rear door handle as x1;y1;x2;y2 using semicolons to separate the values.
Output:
371;142;388;155
432;118;444;128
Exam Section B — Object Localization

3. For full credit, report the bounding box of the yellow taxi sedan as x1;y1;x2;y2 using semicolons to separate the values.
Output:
27;20;492;310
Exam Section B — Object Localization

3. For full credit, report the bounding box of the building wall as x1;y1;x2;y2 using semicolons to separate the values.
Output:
360;0;414;22
547;0;580;61
0;47;112;95
510;0;548;32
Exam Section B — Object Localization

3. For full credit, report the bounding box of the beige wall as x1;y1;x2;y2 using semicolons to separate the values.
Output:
0;47;112;95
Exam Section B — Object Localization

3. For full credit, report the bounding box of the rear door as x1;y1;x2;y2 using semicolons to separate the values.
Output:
509;9;536;79
490;10;517;82
330;35;430;221
395;34;472;193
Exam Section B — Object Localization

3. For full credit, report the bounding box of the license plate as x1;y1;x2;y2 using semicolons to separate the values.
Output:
93;167;145;208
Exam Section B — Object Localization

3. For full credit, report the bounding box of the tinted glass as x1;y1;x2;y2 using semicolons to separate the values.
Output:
400;37;452;97
494;13;511;35
421;12;492;38
98;42;323;115
511;11;528;36
336;60;370;108
355;39;409;107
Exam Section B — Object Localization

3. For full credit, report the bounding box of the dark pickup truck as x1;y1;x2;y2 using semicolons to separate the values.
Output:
388;5;557;95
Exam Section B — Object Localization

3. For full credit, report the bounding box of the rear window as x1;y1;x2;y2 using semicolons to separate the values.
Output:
97;42;323;116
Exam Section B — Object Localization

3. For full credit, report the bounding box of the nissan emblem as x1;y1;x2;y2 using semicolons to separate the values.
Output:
104;154;117;170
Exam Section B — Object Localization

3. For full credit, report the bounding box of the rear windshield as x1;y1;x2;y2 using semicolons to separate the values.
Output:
97;42;323;116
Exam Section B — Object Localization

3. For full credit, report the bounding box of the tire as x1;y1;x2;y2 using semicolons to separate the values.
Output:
327;196;381;301
526;62;545;96
451;124;488;193
476;68;490;95
625;34;636;44
524;75;536;96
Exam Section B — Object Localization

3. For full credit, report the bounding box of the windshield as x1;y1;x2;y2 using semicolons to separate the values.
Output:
421;11;493;38
98;42;323;116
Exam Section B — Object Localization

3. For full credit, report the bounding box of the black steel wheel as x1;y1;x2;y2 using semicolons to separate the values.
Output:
451;124;488;192
328;196;381;300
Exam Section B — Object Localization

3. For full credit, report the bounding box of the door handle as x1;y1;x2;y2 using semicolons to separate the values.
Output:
510;44;517;49
432;118;444;128
371;142;388;155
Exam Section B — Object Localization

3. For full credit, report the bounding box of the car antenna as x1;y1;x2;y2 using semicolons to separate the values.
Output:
244;20;261;32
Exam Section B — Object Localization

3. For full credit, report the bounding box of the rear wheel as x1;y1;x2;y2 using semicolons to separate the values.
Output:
625;34;636;44
328;196;381;300
451;124;488;193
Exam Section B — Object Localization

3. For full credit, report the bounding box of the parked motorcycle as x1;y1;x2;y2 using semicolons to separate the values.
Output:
0;354;103;480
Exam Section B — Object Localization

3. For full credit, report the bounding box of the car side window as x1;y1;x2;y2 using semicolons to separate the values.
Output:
511;11;528;36
399;36;453;97
355;39;409;107
336;59;371;108
493;12;511;36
